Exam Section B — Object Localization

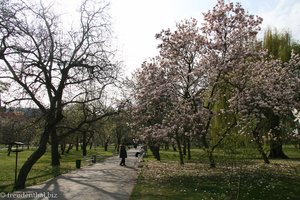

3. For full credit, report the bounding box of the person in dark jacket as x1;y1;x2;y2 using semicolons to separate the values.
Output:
119;144;127;166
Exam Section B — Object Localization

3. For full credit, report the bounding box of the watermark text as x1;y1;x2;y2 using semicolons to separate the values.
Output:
1;192;58;199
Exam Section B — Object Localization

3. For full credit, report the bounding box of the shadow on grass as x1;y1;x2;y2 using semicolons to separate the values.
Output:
0;169;59;193
131;173;226;200
131;165;300;200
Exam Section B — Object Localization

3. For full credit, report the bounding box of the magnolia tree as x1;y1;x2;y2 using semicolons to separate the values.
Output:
133;60;208;164
228;52;300;163
132;19;209;164
195;0;263;167
292;108;300;148
155;19;209;162
201;0;300;164
261;29;300;156
132;0;299;167
132;59;175;161
132;0;264;166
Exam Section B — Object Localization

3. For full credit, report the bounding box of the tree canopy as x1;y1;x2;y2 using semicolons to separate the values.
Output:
0;0;120;189
130;0;300;166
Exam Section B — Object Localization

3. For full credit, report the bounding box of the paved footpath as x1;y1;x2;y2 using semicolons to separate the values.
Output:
5;148;140;200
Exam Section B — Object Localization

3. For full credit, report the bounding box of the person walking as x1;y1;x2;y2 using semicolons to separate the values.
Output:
119;143;127;166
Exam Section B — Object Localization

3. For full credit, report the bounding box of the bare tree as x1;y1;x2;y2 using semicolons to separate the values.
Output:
0;0;120;189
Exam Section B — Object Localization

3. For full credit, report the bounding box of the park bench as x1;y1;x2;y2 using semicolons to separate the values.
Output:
135;151;145;162
84;156;94;165
84;155;103;165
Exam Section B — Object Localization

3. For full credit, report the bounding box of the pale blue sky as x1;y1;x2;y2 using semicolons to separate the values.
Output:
38;0;300;75
109;0;300;76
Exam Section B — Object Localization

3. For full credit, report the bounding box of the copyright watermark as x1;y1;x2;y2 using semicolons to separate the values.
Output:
0;192;58;199
0;193;6;198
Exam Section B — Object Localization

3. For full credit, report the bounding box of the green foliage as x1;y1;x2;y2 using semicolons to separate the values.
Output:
292;42;300;55
263;28;293;62
209;86;236;145
0;111;42;145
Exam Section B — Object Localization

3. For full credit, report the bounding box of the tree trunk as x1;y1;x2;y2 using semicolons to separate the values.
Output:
187;136;191;160
104;142;108;151
86;132;94;150
115;143;120;153
164;142;169;150
207;121;237;168
183;136;187;157
15;128;50;190
104;136;110;151
269;139;289;159
116;138;121;153
66;143;73;154
154;145;160;161
253;130;270;164
60;143;66;155
76;135;79;151
268;114;288;159
172;143;177;151
82;132;87;156
175;133;184;165
201;133;209;149
149;144;161;161
7;143;12;156
51;129;60;166
208;150;216;168
15;106;63;190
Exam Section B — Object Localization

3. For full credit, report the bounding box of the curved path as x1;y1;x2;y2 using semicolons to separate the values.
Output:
8;148;140;200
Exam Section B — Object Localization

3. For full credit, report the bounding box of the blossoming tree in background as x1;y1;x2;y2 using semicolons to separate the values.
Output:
228;52;300;163
131;0;300;167
132;18;209;164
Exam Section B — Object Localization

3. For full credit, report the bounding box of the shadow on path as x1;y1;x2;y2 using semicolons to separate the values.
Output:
7;148;140;200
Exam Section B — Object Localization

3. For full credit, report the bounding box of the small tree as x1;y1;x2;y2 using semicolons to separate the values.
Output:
197;0;262;167
132;20;210;164
132;60;171;161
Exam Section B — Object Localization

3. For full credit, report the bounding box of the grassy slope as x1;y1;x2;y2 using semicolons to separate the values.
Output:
0;146;115;193
131;146;300;200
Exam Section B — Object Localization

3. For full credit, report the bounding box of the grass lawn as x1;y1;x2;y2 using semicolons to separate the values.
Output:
130;146;300;200
0;145;115;193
